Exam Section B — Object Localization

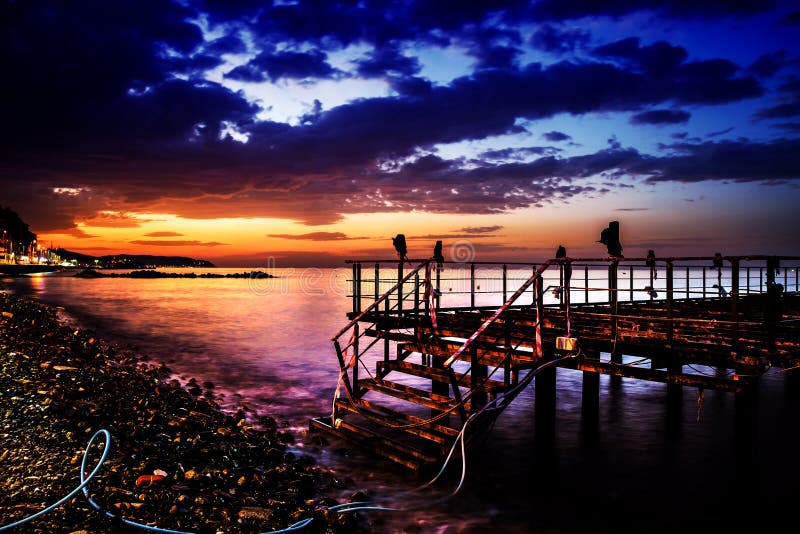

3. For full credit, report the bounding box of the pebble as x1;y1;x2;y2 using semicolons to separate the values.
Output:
0;291;370;533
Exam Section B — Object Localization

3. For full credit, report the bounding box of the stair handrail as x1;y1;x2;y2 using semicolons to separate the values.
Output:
443;259;559;368
332;259;432;344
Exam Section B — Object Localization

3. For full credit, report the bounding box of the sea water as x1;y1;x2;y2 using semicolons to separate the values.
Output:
3;267;798;533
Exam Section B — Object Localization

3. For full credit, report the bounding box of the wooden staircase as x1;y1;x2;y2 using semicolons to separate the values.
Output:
309;260;553;474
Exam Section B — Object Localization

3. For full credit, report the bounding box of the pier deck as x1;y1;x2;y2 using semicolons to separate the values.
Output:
310;255;800;474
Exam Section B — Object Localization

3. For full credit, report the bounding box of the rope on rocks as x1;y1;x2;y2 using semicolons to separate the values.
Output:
1;352;580;532
0;429;371;533
0;429;111;532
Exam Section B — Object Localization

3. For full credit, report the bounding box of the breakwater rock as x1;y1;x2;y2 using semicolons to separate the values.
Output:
0;292;367;533
74;268;275;279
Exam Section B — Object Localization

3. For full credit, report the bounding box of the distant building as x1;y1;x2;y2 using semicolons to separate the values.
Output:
0;206;40;264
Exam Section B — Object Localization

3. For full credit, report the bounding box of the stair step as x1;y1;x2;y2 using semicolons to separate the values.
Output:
358;377;471;413
335;398;460;443
378;359;511;394
402;338;535;367
309;415;439;471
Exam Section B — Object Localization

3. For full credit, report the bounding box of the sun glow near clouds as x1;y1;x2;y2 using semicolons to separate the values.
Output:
52;187;86;196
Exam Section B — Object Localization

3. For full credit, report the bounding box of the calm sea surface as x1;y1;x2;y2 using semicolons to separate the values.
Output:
3;267;799;533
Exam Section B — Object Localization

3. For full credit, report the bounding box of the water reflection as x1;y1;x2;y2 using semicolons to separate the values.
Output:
3;268;800;532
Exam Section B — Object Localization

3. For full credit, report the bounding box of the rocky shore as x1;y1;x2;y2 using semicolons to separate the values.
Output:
0;290;369;533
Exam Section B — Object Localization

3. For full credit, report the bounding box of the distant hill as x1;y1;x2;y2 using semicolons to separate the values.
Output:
55;248;215;268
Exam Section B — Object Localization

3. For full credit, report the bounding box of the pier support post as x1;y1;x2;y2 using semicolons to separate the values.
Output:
666;363;683;436
470;346;488;412
534;353;557;439
431;354;449;418
581;350;600;445
734;378;759;493
609;262;622;385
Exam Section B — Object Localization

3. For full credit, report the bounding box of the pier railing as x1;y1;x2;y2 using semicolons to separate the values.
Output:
343;254;800;383
349;255;799;310
332;259;434;401
318;255;800;470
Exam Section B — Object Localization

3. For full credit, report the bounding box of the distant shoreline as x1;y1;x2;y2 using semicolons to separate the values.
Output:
73;268;276;279
0;264;64;275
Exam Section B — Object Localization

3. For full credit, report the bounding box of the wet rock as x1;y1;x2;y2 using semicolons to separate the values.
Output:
0;292;368;533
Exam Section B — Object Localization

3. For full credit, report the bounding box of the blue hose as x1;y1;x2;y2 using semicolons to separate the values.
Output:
0;429;111;532
0;428;384;533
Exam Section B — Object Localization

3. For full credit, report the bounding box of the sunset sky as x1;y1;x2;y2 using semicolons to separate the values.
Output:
2;1;799;267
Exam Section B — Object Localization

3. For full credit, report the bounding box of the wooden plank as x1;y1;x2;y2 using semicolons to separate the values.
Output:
377;359;511;394
336;398;460;439
559;359;747;392
358;378;472;413
309;416;437;471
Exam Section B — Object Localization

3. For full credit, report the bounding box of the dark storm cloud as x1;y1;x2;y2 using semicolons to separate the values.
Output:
747;50;790;78
249;1;409;47
530;24;590;53
459;26;525;70
542;131;572;142
388;76;434;96
225;49;339;82
530;0;772;21
630;109;691;125
752;75;800;121
479;146;562;160
166;53;227;77
0;2;195;84
592;38;688;73
778;78;800;94
406;0;532;32
247;57;761;173
782;11;800;24
203;34;249;55
0;0;790;234
706;127;735;137
637;138;800;183
753;97;800;120
122;79;258;140
353;45;422;78
0;1;256;148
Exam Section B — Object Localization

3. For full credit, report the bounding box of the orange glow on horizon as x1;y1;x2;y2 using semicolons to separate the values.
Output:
34;181;797;268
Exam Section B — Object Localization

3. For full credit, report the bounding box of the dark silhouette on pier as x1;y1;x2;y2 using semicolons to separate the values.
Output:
598;221;623;258
646;249;658;279
392;234;408;262
433;240;444;267
713;252;725;295
555;245;566;258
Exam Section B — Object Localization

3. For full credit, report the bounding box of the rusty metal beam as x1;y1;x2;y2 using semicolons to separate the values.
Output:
559;358;747;392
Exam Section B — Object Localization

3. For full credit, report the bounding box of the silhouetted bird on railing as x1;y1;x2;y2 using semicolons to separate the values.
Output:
433;240;444;267
392;234;408;262
598;221;623;258
646;249;658;279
